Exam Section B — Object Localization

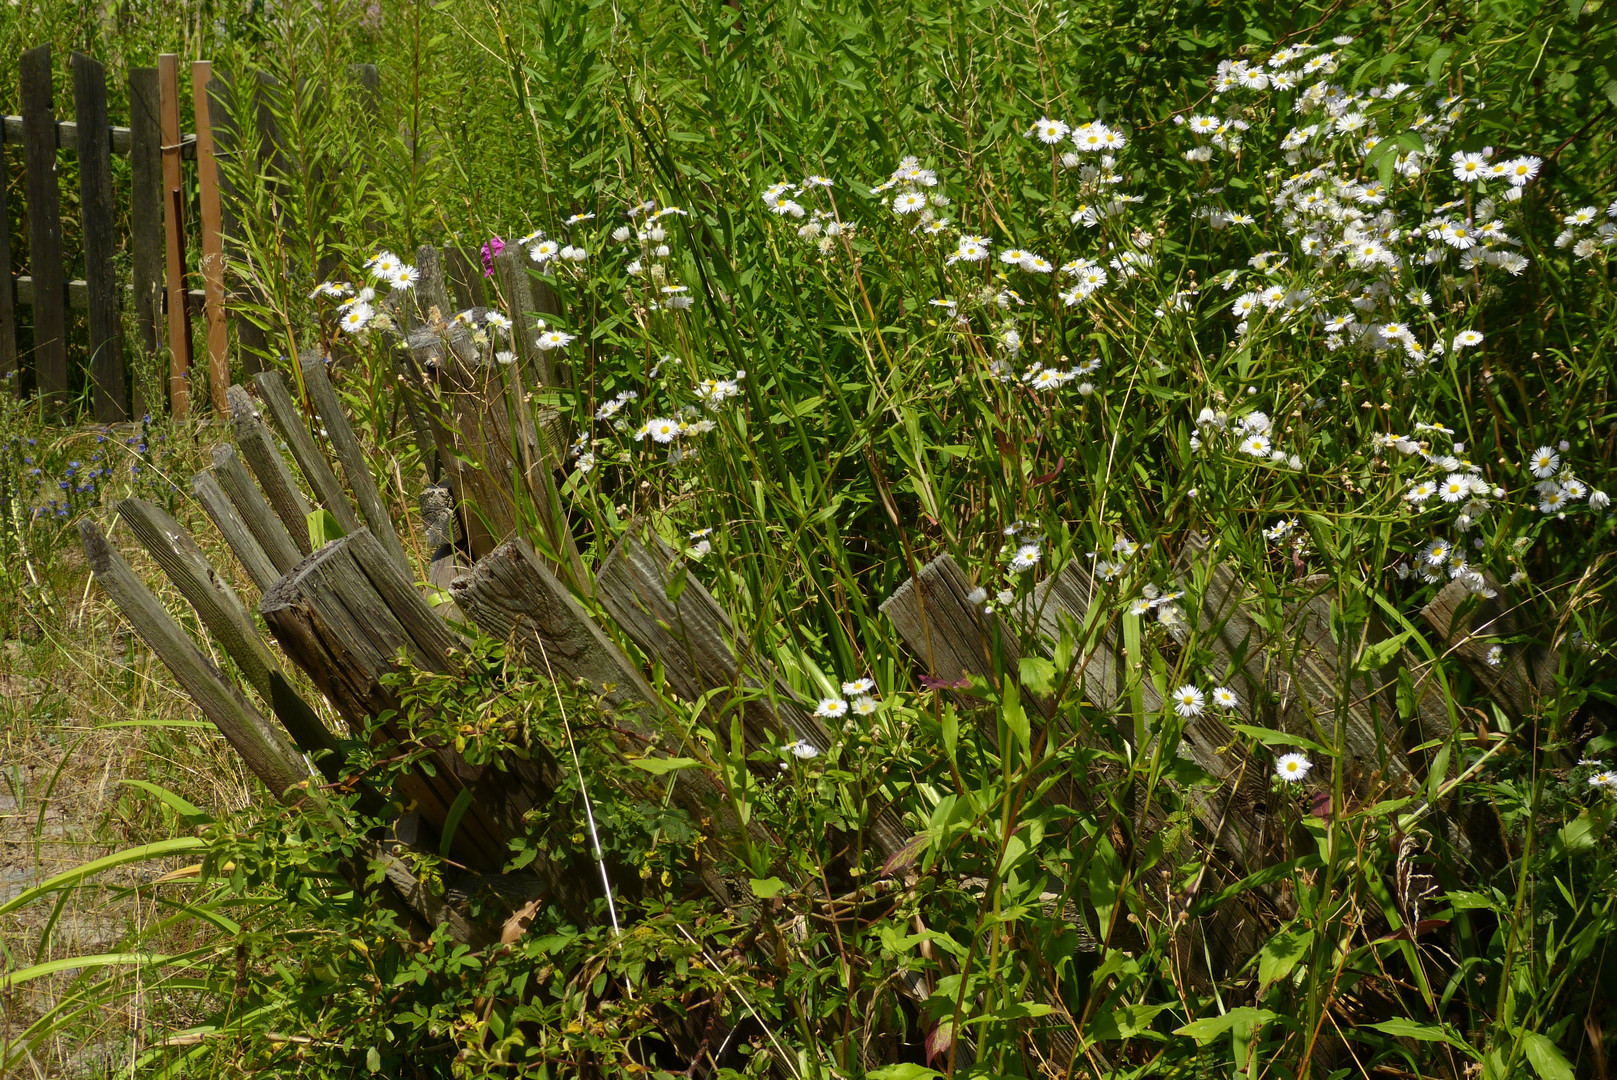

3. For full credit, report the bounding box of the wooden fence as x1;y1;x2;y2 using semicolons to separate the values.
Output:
75;242;1550;1064
0;44;231;423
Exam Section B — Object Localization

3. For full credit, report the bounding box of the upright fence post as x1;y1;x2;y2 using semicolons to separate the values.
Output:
20;44;67;415
0;136;15;390
129;66;164;420
193;61;229;414
74;52;129;423
158;54;193;418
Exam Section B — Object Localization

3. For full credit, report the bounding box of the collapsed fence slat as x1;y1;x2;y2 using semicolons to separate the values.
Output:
227;385;314;554
116;496;281;701
254;369;363;537
20;45;67;415
81;520;309;798
193;467;281;593
596;522;910;860
72;52;128;424
258;533;592;920
210;443;303;575
297;353;411;572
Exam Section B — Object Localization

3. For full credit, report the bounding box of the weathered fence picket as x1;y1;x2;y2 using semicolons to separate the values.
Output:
2;45;213;420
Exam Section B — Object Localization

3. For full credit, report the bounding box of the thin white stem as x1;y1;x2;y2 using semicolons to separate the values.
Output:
534;637;621;937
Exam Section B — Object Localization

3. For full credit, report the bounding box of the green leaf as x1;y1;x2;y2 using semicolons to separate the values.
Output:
1019;656;1057;696
0;838;206;916
439;789;475;858
748;876;787;899
1173;1007;1278;1044
1258;928;1314;987
1522;1033;1575;1080
941;706;959;765
366;1047;382;1073
629;756;701;776
1003;684;1030;759
307;508;345;548
1426;45;1454;84
0;951;181;989
1089;1004;1165;1040
1367;1018;1451;1042
1356;630;1414;672
866;1066;942;1080
119;780;213;827
1231;724;1333;757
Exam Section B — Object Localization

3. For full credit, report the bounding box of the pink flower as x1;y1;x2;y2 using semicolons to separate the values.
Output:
481;236;506;277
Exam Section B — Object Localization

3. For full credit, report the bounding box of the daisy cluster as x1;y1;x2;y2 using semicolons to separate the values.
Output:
813;677;882;730
762;175;858;254
308;250;421;335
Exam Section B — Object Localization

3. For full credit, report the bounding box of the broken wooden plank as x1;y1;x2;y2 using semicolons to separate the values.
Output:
193;467;281;593
297;352;410;570
226;384;314;554
595;522;909;856
253;369;363;536
453;536;659;718
1420;577;1544;722
116;496;281;700
210;443;304;575
81;519;308;798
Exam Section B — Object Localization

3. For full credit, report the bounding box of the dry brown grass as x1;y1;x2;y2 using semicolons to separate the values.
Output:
1;425;270;1077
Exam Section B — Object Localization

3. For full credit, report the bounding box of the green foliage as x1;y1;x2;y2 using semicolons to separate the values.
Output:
4;0;1617;1075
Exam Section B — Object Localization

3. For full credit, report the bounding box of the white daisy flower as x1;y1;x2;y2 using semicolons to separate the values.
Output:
813;698;849;719
1275;752;1313;782
1211;686;1239;710
1171;685;1205;717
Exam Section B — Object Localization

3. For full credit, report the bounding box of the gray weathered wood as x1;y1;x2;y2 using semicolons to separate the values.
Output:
297;353;409;570
193;468;280;593
596;523;908;857
128;67;164;395
414;244;454;325
492;245;565;388
346;527;460;663
114;495;350;777
0;115;195;157
210;443;303;575
254;369;363;535
73;53;128;423
443;245;484;312
0;137;16;387
80;520;308;798
880;555;1047;714
116;497;281;700
405;322;582;582
258;534;583;905
20;45;67;415
1420;577;1544;722
226;384;314;554
454;537;659;718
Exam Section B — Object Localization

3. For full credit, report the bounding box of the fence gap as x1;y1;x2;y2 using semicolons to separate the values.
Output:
128;66;163;420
